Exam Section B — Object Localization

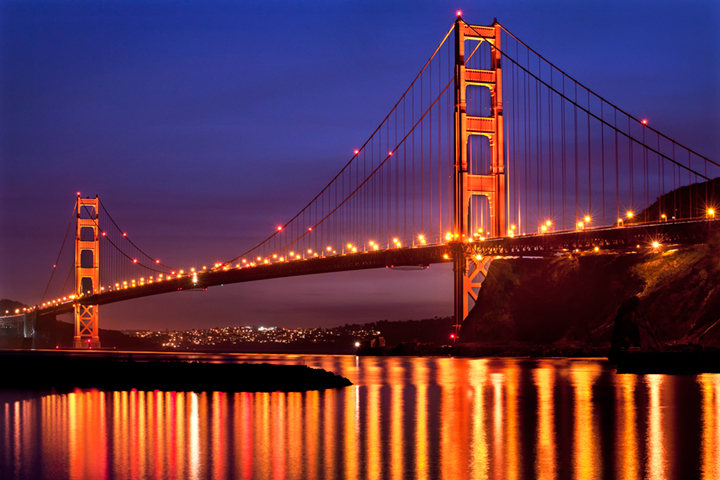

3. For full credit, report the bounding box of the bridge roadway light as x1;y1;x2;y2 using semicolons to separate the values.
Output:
627;211;634;219
708;208;715;218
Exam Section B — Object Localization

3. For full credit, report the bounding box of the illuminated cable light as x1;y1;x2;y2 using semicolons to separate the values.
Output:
584;215;591;223
277;226;282;231
326;246;332;252
132;259;138;263
308;227;312;231
155;259;160;264
123;233;127;237
354;149;359;155
641;119;648;125
626;211;634;219
456;9;462;16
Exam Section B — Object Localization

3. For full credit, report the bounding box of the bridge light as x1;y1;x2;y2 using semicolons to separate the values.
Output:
641;119;648;125
102;232;106;236
76;191;81;196
661;214;667;221
308;249;312;254
541;225;547;233
546;220;552;226
708;208;715;218
626;211;634;219
509;231;514;237
155;259;160;264
277;226;282;231
373;245;379;250
355;342;360;347
577;222;584;229
326;246;332;251
242;259;247;263
133;259;138;263
456;10;462;16
388;151;393;156
584;215;591;223
272;254;277;259
352;247;357;253
123;233;127;237
308;227;312;231
652;241;660;249
354;149;359;155
594;246;599;252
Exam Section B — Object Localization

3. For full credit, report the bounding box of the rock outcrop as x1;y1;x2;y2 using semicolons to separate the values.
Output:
461;231;720;349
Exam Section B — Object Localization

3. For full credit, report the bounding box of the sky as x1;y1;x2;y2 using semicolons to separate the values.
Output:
1;0;718;331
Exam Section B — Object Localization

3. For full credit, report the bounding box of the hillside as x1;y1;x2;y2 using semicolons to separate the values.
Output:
461;229;720;350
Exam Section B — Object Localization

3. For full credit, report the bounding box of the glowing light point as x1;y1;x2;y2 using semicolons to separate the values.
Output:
584;215;591;223
456;10;462;17
627;211;634;219
76;192;81;196
277;226;282;231
641;119;648;125
652;241;660;249
132;259;138;263
155;259;160;264
354;149;359;155
123;233;127;237
308;227;312;231
708;208;715;218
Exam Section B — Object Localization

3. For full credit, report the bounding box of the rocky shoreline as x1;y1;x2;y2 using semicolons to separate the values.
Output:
0;352;352;392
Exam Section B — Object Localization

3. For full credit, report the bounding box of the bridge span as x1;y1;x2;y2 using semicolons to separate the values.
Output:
34;218;717;319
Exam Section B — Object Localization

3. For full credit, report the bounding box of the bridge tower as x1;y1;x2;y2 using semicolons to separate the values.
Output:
453;18;505;331
74;195;101;348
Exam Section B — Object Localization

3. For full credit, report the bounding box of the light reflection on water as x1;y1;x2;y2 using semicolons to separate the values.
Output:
1;356;719;479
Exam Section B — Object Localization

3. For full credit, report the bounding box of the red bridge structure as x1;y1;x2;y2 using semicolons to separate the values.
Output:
10;15;718;347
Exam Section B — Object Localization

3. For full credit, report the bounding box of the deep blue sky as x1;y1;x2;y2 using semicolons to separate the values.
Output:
1;0;718;331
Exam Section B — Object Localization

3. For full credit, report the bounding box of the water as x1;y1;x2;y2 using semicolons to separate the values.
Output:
1;355;719;479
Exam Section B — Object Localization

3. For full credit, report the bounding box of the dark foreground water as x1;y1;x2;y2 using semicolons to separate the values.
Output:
1;355;719;479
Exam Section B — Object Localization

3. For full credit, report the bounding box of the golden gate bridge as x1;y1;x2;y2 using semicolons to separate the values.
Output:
9;14;718;348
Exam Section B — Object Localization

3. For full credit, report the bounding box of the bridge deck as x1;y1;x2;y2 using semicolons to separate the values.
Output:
36;219;717;316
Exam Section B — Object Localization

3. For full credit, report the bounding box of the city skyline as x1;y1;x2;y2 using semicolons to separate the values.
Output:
1;0;718;331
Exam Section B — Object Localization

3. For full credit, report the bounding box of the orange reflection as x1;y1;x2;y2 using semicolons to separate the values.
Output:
571;363;601;480
439;359;470;479
645;375;667;480
254;392;271;479
491;372;505;480
469;359;489;480
212;391;227;480
366;384;381;480
305;390;320;480
271;392;286;480
615;374;638;480
344;386;359;480
287;392;303;479
699;374;720;480
504;362;520;480
534;362;556;480
322;390;336;480
413;360;429;480
390;362;405;480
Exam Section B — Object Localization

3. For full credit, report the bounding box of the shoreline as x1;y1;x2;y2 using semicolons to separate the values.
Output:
0;351;352;392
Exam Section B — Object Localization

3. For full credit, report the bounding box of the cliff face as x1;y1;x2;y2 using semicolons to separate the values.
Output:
461;232;720;348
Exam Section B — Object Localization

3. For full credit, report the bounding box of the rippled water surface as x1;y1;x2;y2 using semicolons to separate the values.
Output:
1;355;719;479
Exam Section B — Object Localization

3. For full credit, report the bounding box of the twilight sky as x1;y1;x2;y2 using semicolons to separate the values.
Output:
1;0;718;331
